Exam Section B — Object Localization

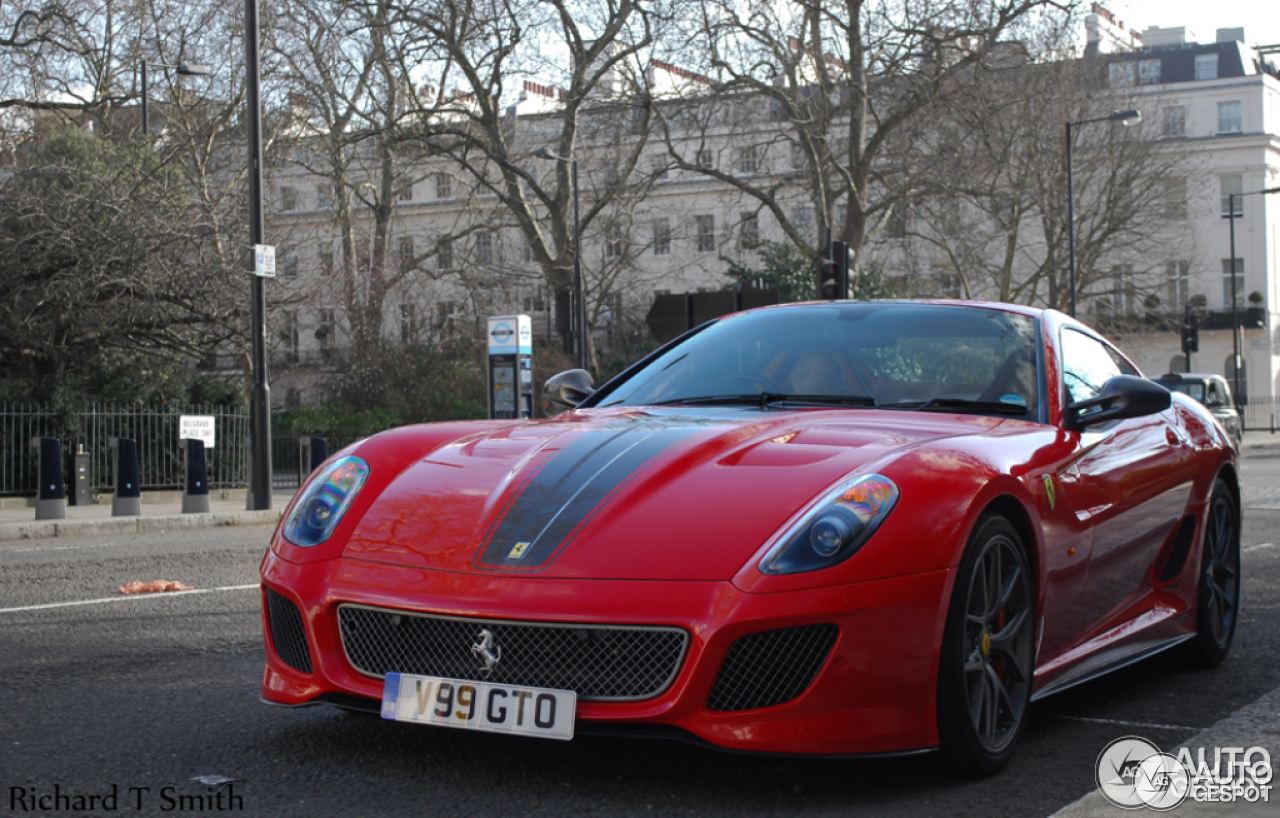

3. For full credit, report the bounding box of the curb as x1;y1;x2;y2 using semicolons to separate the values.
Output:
0;509;284;542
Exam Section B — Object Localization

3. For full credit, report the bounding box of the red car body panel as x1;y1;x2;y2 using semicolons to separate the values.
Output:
260;303;1237;755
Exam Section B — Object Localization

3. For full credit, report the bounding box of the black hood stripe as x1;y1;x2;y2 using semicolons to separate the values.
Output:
474;425;701;572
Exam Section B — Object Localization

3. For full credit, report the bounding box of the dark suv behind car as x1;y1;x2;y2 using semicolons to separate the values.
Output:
1154;373;1243;451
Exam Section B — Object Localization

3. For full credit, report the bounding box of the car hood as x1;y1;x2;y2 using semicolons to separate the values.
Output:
342;407;1005;581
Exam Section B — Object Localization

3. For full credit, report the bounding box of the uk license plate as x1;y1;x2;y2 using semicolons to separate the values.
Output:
381;673;576;740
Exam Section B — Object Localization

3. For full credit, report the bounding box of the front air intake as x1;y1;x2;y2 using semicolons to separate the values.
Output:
266;588;313;674
707;624;839;712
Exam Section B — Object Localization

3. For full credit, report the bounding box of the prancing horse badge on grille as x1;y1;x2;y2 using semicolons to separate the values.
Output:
471;629;501;676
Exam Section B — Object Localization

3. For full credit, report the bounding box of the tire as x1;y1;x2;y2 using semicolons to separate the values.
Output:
1184;478;1240;669
937;515;1035;776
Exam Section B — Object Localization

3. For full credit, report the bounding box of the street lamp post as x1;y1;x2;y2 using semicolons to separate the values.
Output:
534;148;586;370
138;60;212;138
244;0;272;509
1226;186;1280;407
1065;109;1141;318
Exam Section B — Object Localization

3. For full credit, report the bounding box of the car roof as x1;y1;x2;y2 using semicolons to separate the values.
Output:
1156;373;1223;382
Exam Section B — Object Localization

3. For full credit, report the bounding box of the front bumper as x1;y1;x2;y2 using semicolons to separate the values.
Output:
260;550;953;755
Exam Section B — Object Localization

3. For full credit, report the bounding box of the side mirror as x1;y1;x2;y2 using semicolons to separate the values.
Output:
544;369;595;411
1206;399;1225;409
1065;375;1171;431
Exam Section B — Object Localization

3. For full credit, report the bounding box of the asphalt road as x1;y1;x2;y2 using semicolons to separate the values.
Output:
2;461;1279;817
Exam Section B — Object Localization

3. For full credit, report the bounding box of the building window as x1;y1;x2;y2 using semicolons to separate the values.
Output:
437;237;453;270
1218;101;1242;133
649;156;669;181
281;251;299;278
280;186;299;212
317;242;333;273
317;184;334;210
1195;53;1219;81
1168;356;1188;375
1222;258;1244;305
790;142;806;170
435;173;452;199
1221;175;1243;218
1165;261;1189;311
282;311;299;364
652;218;671;256
736;145;760;174
400;304;417;345
1108;62;1135;88
604;222;627;260
398;236;414;266
318;308;336;361
887;203;909;238
792;207;813;239
1224;356;1247;398
1111;264;1136;314
398;179;413;201
522;238;535;264
1138;59;1161;85
475;231;493;265
695;215;715;253
1161;177;1187;221
739;213;759;246
1162;106;1186;138
696;149;714;170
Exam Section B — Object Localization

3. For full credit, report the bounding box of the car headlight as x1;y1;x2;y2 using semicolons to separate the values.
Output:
282;455;369;547
759;474;899;575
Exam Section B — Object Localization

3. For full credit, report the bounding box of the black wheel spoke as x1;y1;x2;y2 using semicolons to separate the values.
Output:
989;610;1031;682
997;566;1021;611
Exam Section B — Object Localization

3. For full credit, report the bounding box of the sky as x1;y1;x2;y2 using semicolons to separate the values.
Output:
1106;1;1280;48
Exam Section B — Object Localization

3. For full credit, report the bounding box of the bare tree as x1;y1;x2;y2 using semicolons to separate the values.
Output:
388;0;672;367
650;0;1076;266
890;48;1196;316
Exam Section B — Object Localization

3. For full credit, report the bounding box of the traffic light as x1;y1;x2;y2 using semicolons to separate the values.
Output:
1180;308;1199;354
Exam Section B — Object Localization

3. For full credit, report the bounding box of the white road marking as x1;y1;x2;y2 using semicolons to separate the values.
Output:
1048;714;1199;732
0;584;259;614
1244;542;1275;553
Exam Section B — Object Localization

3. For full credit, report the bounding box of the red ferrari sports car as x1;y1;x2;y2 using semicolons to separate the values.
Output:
260;301;1240;774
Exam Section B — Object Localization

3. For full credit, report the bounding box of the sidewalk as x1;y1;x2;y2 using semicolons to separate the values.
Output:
1242;430;1280;452
0;490;294;542
1050;685;1280;816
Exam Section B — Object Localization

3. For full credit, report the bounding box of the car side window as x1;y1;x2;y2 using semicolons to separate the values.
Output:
1061;329;1134;404
1206;381;1221;405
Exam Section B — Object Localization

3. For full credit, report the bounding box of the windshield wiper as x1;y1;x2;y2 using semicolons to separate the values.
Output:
758;393;878;409
649;394;765;407
648;393;877;410
880;398;1029;415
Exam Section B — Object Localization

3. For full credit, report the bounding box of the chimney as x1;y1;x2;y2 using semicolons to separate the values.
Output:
1217;28;1245;44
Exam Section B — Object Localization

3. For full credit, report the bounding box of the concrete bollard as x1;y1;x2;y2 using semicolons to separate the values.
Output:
32;437;66;520
110;437;142;516
181;438;211;514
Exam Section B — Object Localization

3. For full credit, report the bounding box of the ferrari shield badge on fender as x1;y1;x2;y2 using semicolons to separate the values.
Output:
1043;474;1056;511
508;541;531;560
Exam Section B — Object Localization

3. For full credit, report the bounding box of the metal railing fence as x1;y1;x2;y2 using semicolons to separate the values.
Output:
78;404;251;493
1240;396;1280;433
2;403;250;496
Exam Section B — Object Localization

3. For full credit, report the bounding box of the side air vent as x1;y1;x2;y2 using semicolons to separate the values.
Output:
1159;515;1199;583
707;624;839;712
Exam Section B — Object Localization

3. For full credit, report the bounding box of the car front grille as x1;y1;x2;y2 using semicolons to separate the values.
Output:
266;588;313;674
706;624;839;712
337;604;689;702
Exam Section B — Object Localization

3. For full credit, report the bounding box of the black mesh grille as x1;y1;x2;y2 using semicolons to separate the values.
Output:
266;588;313;674
707;624;839;712
338;605;688;701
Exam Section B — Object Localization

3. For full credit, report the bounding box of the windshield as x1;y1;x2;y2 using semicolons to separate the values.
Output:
1165;382;1206;402
594;303;1040;417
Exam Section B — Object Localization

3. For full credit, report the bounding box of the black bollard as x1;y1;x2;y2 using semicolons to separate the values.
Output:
32;437;66;520
110;437;142;516
182;438;211;514
304;436;327;476
72;445;91;507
